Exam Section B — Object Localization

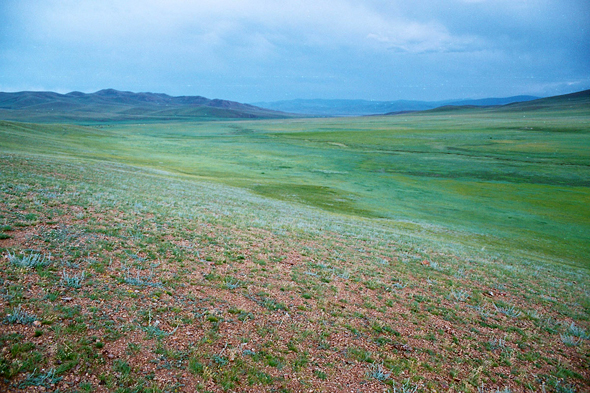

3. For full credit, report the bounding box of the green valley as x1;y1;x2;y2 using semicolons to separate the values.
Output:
1;90;589;393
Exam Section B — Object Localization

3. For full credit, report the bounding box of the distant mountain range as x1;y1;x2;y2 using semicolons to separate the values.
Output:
251;96;540;116
0;89;292;123
1;88;588;123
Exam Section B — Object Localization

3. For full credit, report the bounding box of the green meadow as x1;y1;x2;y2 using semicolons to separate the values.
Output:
1;97;590;392
1;104;589;267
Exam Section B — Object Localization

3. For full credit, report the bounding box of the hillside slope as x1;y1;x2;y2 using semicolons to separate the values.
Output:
418;89;590;115
495;88;590;113
252;95;539;116
0;88;589;392
0;89;293;122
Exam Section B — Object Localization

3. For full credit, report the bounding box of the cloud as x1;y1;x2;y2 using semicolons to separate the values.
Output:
1;0;589;100
20;0;489;55
366;22;484;54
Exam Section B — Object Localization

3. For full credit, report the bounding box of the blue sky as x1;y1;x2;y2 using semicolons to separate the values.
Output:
1;0;589;102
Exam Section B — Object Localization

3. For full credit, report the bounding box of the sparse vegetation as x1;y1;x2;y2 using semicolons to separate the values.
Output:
7;251;51;269
60;270;85;288
18;368;62;389
567;322;589;340
0;98;589;391
494;303;522;318
4;306;37;325
560;334;581;347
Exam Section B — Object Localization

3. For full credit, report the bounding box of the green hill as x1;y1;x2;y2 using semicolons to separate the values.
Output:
421;89;590;115
1;89;589;266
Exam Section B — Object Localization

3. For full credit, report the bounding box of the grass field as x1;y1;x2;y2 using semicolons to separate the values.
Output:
1;102;589;266
0;100;589;392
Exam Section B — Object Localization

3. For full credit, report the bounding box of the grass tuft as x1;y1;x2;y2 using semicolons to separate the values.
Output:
4;305;37;325
367;362;391;382
7;251;50;269
567;322;589;339
18;368;62;388
60;270;85;288
450;289;470;302
560;334;581;347
494;303;521;318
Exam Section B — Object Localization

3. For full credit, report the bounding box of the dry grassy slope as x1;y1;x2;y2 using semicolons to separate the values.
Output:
1;154;588;393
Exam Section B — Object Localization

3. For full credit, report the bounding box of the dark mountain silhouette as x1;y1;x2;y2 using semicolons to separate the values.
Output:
0;89;293;122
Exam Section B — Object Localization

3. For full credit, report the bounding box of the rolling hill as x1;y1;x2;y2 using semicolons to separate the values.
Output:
0;88;586;123
0;89;293;123
252;95;540;116
417;89;590;115
0;88;589;392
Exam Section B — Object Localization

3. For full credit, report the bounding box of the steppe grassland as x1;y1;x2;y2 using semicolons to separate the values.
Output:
1;107;589;265
0;107;589;392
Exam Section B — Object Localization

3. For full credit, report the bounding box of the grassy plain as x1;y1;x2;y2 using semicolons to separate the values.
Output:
1;103;589;266
0;99;589;392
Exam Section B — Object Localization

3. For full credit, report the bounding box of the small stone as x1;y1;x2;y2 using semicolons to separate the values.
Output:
33;320;42;327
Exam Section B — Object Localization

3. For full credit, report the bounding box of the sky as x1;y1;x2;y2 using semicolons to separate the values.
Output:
1;0;589;102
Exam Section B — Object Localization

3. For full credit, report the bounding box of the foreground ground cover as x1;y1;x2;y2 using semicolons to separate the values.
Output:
1;154;588;392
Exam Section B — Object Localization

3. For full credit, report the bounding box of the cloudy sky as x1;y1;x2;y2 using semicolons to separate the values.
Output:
1;0;589;102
